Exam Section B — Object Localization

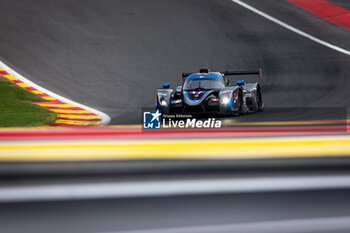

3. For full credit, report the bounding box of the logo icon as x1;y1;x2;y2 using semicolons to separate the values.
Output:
143;110;162;129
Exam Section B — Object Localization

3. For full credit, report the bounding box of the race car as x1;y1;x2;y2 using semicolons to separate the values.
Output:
156;68;264;115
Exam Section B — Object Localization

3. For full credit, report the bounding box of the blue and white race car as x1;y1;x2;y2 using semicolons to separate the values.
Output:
156;69;264;115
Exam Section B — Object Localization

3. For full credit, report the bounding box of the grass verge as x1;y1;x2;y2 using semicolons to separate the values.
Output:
0;76;57;127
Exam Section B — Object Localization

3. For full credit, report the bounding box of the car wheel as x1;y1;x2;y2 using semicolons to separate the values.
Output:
257;86;264;111
238;90;245;115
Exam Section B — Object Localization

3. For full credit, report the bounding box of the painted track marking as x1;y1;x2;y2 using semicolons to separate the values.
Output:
231;0;350;56
288;0;350;31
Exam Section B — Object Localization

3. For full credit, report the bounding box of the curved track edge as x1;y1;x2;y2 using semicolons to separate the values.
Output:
0;60;111;126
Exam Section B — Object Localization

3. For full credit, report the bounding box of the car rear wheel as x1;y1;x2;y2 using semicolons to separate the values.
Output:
238;90;244;115
257;86;264;111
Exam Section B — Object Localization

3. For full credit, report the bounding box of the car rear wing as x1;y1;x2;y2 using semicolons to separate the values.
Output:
182;68;262;82
222;68;262;79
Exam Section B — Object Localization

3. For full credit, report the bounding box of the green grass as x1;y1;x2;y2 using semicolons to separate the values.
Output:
0;76;57;127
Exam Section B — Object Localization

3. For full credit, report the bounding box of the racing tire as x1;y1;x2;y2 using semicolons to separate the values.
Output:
257;86;264;111
238;90;244;115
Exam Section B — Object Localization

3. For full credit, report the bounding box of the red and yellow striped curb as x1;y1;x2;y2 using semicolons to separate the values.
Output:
0;68;101;126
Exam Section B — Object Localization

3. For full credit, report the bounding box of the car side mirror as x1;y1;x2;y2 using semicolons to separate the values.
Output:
176;85;182;92
237;80;245;86
163;83;170;89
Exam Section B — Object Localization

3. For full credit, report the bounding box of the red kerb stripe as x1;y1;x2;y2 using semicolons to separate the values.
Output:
56;112;97;116
47;107;85;111
0;125;346;140
33;100;65;104
57;117;100;122
12;80;22;83
24;87;37;91
288;0;350;31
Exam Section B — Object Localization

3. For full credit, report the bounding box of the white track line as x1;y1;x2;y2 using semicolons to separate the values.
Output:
231;0;350;56
0;60;111;125
1;175;350;202
100;216;350;233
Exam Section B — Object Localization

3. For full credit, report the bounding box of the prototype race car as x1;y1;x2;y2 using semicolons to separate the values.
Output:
156;69;264;115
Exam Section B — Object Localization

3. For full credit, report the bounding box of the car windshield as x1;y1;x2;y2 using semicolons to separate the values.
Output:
183;78;225;91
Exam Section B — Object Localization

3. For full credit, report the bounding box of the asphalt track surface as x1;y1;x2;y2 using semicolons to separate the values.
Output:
0;0;349;124
1;0;350;232
1;188;350;233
